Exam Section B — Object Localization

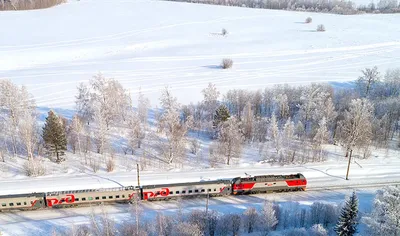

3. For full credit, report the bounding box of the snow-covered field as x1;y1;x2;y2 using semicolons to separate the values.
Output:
1;0;400;108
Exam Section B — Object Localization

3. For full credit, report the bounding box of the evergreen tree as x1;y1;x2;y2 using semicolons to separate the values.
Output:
42;110;67;163
213;105;230;129
335;191;359;236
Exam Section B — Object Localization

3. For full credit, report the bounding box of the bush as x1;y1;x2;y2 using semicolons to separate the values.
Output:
106;158;115;172
23;158;46;177
305;17;312;23
221;58;233;69
221;28;228;36
317;24;326;32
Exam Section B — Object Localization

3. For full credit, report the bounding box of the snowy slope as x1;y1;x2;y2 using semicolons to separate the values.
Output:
1;0;400;108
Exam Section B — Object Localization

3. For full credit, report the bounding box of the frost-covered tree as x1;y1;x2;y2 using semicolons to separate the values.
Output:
313;117;329;161
67;115;84;154
90;73;131;128
270;113;281;154
242;101;254;141
357;66;380;96
337;99;374;163
137;89;150;125
275;93;289;120
93;106;108;154
42;110;67;163
75;82;93;125
19;109;38;160
309;224;328;236
335;191;359;236
260;201;278;234
158;87;192;164
175;222;202;236
244;207;259;233
217;117;244;165
0;80;36;157
364;185;400;236
202;83;220;121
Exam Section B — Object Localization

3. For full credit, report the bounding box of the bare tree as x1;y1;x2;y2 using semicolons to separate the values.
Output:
313;117;329;161
158;87;192;164
19;109;38;160
270;113;281;154
337;99;374;178
275;93;289;120
357;66;380;96
93;106;109;155
244;207;259;233
202;83;220;122
242;101;254;141
217;117;244;165
0;80;35;157
67;115;84;154
76;83;93;125
260;201;278;234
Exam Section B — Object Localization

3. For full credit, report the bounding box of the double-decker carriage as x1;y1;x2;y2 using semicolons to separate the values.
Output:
0;193;45;211
141;179;232;200
45;186;139;208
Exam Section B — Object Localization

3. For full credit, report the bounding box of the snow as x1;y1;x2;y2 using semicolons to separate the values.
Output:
1;0;400;109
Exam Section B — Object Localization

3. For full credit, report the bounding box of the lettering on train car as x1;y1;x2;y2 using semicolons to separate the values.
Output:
47;194;75;207
143;188;170;200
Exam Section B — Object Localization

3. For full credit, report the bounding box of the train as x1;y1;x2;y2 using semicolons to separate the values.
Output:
0;173;307;211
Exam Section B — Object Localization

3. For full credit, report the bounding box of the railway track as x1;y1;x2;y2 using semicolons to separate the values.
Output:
307;181;400;192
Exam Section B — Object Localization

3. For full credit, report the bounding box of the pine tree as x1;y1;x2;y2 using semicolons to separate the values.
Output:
212;105;230;138
213;105;230;128
335;191;359;236
42;110;67;163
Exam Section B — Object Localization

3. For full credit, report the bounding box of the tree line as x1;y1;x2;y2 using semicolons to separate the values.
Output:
0;67;400;175
161;0;400;14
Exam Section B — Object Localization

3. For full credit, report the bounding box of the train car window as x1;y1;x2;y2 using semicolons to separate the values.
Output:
76;198;80;201
24;202;27;205
96;197;100;200
40;201;42;204
228;188;230;190
189;190;192;193
109;196;113;199
1;203;5;207
195;190;199;193
176;191;180;194
88;197;93;200
17;202;21;206
201;189;205;192
9;203;14;206
182;190;186;194
102;196;106;200
214;189;216;192
170;192;173;195
122;195;125;198
82;198;86;201
208;189;211;192
116;195;120;199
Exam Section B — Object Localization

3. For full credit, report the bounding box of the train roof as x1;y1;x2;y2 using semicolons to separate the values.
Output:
142;179;232;189
0;193;45;199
